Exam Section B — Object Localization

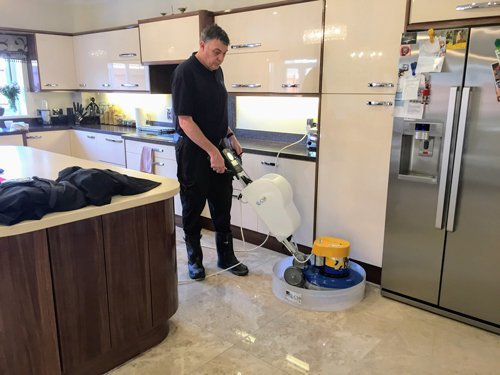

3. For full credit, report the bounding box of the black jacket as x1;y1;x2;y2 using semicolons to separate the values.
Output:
0;167;161;226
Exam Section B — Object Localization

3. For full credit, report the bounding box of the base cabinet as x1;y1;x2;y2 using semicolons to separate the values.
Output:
71;130;125;167
26;130;72;155
240;153;315;247
0;134;24;146
0;200;178;375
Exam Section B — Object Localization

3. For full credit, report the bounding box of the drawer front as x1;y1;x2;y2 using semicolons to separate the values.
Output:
125;140;176;160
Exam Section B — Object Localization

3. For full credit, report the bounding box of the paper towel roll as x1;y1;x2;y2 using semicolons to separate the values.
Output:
135;108;146;127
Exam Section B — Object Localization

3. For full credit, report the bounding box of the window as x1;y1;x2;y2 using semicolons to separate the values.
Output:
0;58;27;116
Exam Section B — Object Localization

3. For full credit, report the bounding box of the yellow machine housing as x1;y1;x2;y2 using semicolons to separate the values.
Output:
312;236;350;271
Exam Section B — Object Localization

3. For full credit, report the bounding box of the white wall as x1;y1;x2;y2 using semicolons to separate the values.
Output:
0;0;75;33
72;0;275;32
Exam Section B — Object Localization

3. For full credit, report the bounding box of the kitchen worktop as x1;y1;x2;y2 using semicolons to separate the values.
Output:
0;123;315;161
0;145;179;237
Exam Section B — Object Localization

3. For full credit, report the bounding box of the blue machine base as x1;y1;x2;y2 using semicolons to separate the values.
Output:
303;264;365;289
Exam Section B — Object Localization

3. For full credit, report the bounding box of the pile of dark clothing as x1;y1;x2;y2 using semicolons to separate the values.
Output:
0;166;161;225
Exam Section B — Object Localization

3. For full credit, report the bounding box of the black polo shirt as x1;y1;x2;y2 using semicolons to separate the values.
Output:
172;54;228;144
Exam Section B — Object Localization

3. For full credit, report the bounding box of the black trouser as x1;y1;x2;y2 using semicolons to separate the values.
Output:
175;136;233;236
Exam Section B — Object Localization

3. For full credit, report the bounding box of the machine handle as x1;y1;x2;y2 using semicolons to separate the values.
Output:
105;138;123;143
366;101;393;106
261;161;276;166
447;87;471;232
231;43;262;49
456;2;500;10
231;83;262;88
435;87;458;229
367;82;394;88
118;52;137;57
398;174;437;184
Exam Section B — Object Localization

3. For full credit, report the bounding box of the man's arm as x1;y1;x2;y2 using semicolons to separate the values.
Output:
226;128;243;156
178;115;226;173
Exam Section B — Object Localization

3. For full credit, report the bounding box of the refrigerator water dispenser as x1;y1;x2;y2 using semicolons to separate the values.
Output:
398;122;443;184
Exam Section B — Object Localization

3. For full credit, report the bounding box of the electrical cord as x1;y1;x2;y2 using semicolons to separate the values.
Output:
273;133;308;168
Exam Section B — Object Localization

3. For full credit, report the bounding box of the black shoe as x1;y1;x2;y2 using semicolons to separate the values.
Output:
216;232;249;276
185;234;205;280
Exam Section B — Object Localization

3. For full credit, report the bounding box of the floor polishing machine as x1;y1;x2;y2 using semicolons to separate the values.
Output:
222;145;366;310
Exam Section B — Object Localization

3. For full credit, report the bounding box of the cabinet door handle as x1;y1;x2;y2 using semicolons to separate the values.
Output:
282;83;300;88
102;83;111;87
118;52;137;57
44;83;58;87
456;2;500;10
105;138;123;143
153;161;164;167
26;135;42;139
367;82;394;88
366;101;393;106
121;83;139;87
86;135;96;139
79;83;87;88
152;148;164;153
231;83;262;88
261;161;276;166
231;42;262;49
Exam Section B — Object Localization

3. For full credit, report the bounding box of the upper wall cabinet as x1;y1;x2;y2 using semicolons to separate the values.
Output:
74;28;149;91
215;1;323;94
409;0;500;25
139;11;214;64
322;0;406;94
31;34;77;91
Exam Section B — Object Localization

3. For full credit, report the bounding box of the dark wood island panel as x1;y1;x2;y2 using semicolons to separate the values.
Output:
0;199;178;375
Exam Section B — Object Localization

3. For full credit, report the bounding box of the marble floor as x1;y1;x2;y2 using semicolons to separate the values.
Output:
109;227;500;375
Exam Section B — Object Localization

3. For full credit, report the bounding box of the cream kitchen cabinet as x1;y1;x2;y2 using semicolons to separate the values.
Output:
215;1;322;94
73;33;111;90
241;153;315;247
26;130;71;155
409;0;500;24
322;0;405;94
74;28;148;91
70;130;99;160
33;34;77;91
71;130;125;166
95;133;125;166
125;140;182;216
139;11;213;64
316;94;394;267
0;134;23;146
107;28;150;91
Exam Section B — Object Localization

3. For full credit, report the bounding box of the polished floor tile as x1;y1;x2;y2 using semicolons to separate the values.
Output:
108;227;500;375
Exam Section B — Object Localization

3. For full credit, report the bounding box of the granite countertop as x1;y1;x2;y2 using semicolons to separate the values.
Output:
0;123;315;161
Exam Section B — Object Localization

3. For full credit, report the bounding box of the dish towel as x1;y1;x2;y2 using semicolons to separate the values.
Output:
140;146;154;173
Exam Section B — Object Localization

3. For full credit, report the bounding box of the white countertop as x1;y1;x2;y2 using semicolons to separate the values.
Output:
0;146;180;237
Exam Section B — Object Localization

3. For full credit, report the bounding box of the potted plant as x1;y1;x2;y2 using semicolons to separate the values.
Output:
0;83;21;112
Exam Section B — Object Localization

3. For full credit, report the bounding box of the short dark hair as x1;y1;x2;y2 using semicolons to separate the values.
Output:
200;24;230;46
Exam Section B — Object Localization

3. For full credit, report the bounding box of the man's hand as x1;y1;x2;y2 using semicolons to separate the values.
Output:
209;149;226;174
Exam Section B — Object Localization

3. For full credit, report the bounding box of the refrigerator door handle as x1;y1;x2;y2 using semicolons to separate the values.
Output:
435;87;459;229
447;87;471;232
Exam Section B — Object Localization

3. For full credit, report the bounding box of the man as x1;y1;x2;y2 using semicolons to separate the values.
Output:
172;24;249;280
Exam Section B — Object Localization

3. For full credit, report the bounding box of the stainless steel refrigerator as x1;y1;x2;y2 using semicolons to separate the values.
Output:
382;26;500;334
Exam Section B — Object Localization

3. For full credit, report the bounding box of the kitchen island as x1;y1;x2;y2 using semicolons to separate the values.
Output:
0;146;180;375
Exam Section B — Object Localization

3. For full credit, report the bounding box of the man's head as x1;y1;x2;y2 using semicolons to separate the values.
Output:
196;24;230;71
